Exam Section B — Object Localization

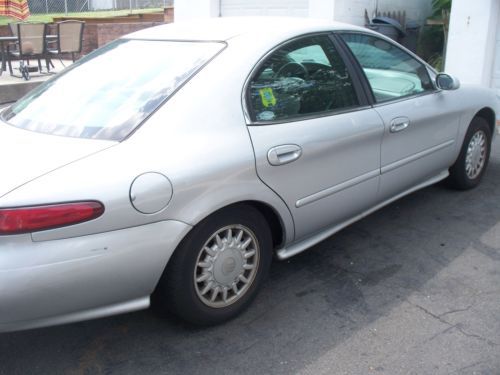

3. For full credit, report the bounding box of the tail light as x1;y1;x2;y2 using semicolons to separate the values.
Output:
0;201;104;235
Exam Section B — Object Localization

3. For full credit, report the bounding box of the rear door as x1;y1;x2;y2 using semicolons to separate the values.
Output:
339;33;461;200
245;34;384;241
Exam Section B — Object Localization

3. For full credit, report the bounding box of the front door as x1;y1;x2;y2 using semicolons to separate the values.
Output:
339;33;461;200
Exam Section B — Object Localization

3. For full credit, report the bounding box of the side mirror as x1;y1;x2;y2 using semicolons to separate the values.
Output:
436;73;460;90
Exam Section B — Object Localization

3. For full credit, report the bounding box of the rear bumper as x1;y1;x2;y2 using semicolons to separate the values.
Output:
0;220;191;333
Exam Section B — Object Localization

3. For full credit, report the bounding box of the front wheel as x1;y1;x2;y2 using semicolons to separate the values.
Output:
447;117;492;190
155;205;272;325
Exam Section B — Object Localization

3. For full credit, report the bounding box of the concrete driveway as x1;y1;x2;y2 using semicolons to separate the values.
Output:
1;139;500;375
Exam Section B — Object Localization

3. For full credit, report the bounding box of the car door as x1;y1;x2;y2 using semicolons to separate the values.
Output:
339;32;462;201
245;34;385;241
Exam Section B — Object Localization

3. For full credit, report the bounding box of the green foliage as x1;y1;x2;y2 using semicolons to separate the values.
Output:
417;25;444;63
432;0;452;17
428;53;444;71
417;0;451;70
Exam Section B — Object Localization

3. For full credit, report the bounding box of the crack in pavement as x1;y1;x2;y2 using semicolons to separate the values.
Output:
438;303;475;318
410;302;498;347
448;360;485;374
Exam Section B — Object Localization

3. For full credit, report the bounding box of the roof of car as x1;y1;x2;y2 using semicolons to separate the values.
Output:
125;16;367;42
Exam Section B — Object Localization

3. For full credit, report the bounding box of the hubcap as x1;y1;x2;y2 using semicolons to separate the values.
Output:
465;130;487;179
194;225;260;308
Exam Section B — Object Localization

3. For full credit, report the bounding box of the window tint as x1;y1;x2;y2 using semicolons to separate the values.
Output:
248;35;358;122
341;33;434;103
3;39;224;141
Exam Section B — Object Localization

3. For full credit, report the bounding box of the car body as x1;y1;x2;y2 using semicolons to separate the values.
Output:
0;17;498;332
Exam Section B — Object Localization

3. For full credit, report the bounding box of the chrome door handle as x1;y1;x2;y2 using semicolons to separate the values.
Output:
267;144;302;166
390;117;410;133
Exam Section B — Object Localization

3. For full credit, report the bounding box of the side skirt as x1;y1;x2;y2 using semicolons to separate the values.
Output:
276;170;449;260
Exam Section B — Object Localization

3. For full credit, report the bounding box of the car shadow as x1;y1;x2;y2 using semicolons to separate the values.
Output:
1;140;499;375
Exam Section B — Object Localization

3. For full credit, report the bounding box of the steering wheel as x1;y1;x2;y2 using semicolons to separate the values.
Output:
275;62;309;80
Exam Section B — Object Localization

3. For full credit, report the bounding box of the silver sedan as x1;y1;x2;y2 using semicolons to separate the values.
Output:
0;17;497;332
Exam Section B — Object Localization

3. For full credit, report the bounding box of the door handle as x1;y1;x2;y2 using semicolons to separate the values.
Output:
390;117;410;133
267;144;302;166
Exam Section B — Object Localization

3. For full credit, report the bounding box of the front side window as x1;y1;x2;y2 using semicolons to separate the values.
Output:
340;33;434;103
248;35;359;123
2;39;225;141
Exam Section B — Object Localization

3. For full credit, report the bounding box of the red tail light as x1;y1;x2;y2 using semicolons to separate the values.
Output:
0;202;104;235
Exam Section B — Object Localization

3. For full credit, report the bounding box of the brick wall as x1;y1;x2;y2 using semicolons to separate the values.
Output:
0;25;10;37
164;6;174;23
1;7;174;58
83;23;99;55
93;22;163;52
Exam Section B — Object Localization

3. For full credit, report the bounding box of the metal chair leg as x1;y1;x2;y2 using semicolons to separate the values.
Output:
0;43;4;76
7;46;13;76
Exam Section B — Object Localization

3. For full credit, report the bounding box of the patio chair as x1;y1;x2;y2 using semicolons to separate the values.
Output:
6;22;19;55
47;21;85;66
7;22;50;80
0;23;19;76
8;22;19;37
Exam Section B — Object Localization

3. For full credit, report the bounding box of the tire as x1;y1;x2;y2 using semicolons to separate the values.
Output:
447;117;492;190
155;204;272;325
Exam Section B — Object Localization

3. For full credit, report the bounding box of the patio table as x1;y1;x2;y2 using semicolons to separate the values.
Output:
0;35;57;76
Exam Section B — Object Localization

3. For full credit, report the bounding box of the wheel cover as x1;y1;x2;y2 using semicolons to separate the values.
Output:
465;130;487;179
194;225;260;308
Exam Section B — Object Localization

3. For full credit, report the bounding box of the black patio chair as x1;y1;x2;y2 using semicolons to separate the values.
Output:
47;20;85;66
7;22;51;80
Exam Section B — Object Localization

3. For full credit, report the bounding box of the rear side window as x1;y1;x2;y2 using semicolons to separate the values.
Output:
248;35;359;123
340;33;434;102
2;39;225;141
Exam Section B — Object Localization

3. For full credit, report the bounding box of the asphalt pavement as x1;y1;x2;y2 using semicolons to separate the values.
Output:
1;138;500;375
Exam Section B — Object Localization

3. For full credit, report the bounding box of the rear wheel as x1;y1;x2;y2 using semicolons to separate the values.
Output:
448;117;492;190
156;205;272;325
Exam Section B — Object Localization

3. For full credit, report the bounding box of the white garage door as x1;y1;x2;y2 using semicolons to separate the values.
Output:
221;0;308;17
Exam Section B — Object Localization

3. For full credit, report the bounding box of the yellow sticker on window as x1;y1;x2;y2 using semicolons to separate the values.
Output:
259;88;277;108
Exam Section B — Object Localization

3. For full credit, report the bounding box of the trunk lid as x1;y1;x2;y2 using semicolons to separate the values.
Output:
0;120;116;199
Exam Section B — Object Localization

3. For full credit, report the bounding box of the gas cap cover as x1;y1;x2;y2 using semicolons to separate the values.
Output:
130;172;173;214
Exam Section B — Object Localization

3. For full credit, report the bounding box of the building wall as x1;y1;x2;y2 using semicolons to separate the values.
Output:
446;0;499;87
492;5;500;94
221;0;308;17
332;0;432;26
176;0;432;26
175;0;220;20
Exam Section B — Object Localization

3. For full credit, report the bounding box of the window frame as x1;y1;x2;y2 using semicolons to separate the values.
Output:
242;32;371;126
334;31;440;107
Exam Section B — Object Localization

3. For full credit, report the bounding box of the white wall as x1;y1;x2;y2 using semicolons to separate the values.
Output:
309;0;335;20
90;0;114;10
175;0;433;26
310;0;432;26
221;0;308;17
492;5;500;94
175;0;220;21
332;0;375;26
377;0;432;25
446;0;499;86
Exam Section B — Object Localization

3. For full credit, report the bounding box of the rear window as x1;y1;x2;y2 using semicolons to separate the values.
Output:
2;39;225;141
